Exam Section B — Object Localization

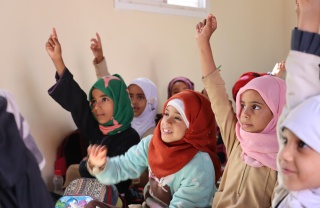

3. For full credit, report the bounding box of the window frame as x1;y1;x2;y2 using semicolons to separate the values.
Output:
114;0;210;18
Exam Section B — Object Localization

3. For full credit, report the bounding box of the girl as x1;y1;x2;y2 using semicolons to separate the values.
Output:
45;28;140;196
167;76;194;99
273;0;320;207
196;15;286;207
90;33;158;139
86;90;221;207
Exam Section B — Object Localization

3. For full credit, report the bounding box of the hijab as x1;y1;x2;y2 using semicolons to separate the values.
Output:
89;74;133;136
235;76;286;170
167;76;194;99
278;95;320;208
148;90;221;182
129;78;158;138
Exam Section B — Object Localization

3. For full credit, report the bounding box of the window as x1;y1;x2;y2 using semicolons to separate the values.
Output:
114;0;210;17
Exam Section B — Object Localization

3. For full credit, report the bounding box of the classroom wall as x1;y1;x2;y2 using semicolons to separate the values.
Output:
0;0;295;189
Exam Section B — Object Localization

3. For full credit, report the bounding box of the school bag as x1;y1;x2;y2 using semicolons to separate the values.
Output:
63;178;123;207
54;129;89;178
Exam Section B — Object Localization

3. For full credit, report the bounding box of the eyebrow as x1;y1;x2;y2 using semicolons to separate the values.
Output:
241;101;264;105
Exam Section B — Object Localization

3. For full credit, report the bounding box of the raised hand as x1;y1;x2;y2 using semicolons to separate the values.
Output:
87;144;107;170
271;61;286;78
45;28;65;76
195;14;217;43
297;0;320;33
46;28;62;61
90;33;104;63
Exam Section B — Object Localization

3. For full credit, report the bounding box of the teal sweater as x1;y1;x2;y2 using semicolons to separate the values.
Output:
95;135;216;207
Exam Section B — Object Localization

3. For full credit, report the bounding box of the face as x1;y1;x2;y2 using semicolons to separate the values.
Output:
278;128;320;191
90;88;114;124
128;84;147;117
239;89;273;133
160;105;188;143
171;81;189;96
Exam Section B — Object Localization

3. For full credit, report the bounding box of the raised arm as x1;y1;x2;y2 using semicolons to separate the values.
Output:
45;28;66;76
91;33;110;78
196;14;238;156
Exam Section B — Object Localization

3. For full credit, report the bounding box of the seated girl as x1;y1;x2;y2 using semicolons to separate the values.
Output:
45;28;140;196
86;90;221;207
196;14;286;207
273;0;320;207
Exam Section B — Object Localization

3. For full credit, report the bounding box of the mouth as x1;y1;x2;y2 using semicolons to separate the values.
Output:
162;128;172;134
241;123;253;128
133;107;139;112
281;167;296;175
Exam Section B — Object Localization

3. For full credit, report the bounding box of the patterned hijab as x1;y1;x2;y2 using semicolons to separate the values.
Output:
236;76;286;170
148;90;221;182
129;78;158;138
167;76;194;99
89;74;133;136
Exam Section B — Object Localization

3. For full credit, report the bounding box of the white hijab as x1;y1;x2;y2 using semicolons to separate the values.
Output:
0;89;45;170
129;78;158;138
278;95;320;208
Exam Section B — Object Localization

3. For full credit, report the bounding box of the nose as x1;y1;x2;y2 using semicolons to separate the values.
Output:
164;115;174;124
279;143;294;162
241;107;250;118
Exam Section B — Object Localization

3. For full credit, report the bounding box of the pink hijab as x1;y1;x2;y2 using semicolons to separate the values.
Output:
235;76;286;170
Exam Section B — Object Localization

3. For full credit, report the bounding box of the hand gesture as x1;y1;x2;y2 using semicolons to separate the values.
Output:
87;144;107;169
195;14;217;43
45;28;62;61
296;0;320;33
90;33;104;63
271;61;286;78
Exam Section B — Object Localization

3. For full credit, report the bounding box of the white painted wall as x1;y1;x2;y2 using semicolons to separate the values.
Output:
0;0;296;189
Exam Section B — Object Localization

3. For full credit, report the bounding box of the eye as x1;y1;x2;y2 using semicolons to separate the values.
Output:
163;112;169;117
129;94;134;99
175;116;182;121
138;95;145;100
102;97;109;102
298;140;308;149
240;104;246;109
282;137;288;145
90;100;97;107
252;104;261;110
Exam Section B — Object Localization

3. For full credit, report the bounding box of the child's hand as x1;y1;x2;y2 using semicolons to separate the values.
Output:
87;144;107;169
271;61;286;78
195;14;217;43
297;0;320;33
90;33;104;63
45;28;62;61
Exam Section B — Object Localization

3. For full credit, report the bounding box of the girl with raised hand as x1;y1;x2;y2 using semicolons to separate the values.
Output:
90;33;158;139
196;14;286;207
45;28;140;196
273;0;320;207
86;90;221;207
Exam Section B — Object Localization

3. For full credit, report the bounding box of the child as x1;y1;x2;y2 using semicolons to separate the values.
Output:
45;28;140;196
273;0;320;207
0;94;54;207
167;76;194;99
90;33;158;139
196;14;286;207
86;90;221;207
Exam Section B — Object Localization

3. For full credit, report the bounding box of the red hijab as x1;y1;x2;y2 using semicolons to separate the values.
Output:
148;90;221;182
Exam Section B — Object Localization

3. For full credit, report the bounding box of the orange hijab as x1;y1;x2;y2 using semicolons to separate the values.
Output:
148;90;221;182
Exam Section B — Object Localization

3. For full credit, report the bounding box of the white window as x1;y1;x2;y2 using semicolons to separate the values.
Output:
114;0;210;17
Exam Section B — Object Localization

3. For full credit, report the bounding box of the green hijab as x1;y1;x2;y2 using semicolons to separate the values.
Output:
89;74;133;136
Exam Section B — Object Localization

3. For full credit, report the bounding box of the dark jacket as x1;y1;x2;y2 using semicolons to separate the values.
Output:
48;68;140;193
